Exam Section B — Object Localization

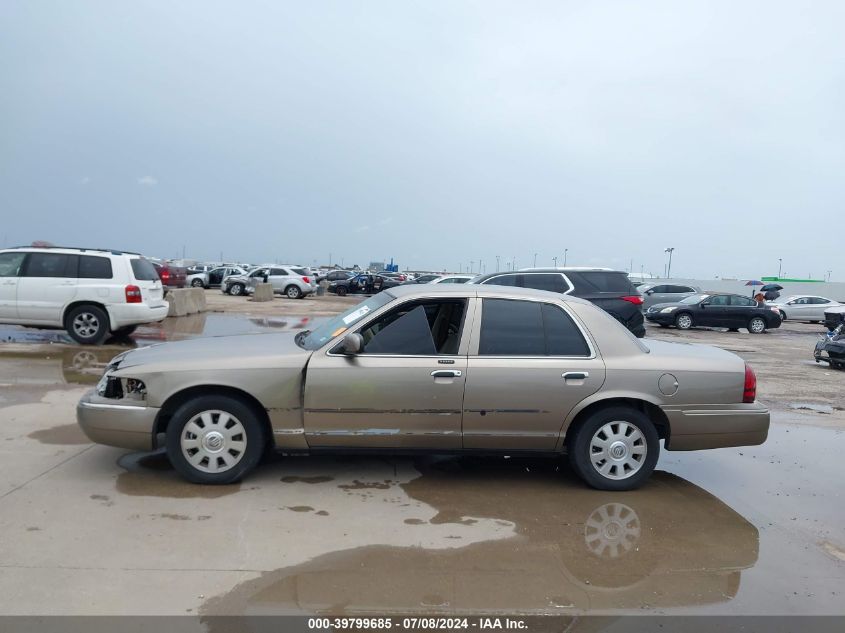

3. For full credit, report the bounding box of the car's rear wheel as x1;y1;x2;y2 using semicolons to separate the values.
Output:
779;311;787;321
568;406;659;491
166;395;266;484
65;304;109;345
229;283;245;296
336;285;348;296
748;316;767;333
191;278;204;288
674;313;693;330
285;285;302;299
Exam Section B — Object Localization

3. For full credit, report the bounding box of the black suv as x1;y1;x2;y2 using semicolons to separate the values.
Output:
468;268;645;337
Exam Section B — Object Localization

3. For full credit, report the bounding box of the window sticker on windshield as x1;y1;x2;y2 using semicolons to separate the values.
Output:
342;305;371;324
331;327;348;338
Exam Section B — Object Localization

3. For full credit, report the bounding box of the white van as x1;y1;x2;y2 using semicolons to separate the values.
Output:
0;246;169;344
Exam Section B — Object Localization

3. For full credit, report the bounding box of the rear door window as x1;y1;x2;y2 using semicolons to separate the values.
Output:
270;268;289;276
566;271;635;294
479;299;545;355
731;295;756;307
78;255;113;279
709;295;731;306
481;274;518;287
522;273;568;294
542;304;590;356
22;253;74;278
291;268;309;276
131;258;160;281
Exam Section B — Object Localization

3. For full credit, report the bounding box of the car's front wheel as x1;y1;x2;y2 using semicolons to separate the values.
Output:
165;395;267;484
568;406;659;491
748;316;767;333
229;283;245;296
65;304;109;345
674;312;693;330
191;278;205;288
335;285;347;296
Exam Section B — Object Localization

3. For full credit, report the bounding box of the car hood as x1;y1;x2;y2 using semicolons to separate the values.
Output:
113;332;312;373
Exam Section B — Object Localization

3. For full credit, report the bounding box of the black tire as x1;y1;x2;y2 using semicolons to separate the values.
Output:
748;316;767;334
779;311;787;321
336;285;348;297
191;278;205;288
111;324;138;337
65;304;109;345
567;406;660;491
165;395;267;484
674;312;693;330
285;285;302;299
229;283;245;296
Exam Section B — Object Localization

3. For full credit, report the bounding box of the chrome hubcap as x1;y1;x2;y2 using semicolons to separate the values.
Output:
584;503;641;559
677;315;691;329
287;287;298;297
231;285;242;295
180;410;247;474
589;421;647;480
750;319;765;333
73;313;100;338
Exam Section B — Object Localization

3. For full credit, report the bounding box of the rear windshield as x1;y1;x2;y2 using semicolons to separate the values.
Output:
566;271;635;293
130;258;160;281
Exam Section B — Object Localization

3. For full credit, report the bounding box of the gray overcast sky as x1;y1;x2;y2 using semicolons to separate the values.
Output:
2;1;843;279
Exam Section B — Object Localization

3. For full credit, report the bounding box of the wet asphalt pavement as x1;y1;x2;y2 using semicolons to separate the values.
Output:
0;312;843;616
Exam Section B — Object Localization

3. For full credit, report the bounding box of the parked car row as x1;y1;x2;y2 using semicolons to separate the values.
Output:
222;265;316;299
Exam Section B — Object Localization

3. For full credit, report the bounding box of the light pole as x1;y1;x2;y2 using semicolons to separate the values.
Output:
827;270;832;282
533;253;537;268
552;256;558;268
664;247;675;278
564;249;568;266
778;258;782;278
495;255;500;272
470;260;475;274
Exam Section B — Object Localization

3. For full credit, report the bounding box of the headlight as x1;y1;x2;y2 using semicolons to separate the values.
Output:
660;307;677;313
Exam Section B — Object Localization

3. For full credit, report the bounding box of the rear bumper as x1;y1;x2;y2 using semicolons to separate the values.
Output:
106;302;169;330
661;403;769;450
77;389;158;451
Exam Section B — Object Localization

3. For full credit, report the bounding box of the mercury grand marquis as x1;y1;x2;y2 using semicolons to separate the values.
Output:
77;285;769;490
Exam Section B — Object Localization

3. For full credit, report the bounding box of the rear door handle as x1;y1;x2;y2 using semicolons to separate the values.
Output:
563;372;589;380
431;370;462;378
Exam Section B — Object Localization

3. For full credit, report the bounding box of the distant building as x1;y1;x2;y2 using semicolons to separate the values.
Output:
368;261;385;271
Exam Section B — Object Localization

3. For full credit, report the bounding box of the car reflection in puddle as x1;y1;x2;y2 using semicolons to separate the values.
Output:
201;458;759;617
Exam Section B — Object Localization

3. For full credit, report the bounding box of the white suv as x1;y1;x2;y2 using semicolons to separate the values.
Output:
0;247;169;344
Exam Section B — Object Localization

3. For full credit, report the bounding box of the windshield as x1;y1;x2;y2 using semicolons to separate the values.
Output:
680;294;709;304
299;293;394;350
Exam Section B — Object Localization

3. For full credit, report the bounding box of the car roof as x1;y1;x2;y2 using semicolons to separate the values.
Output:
3;246;141;256
518;267;617;272
384;283;594;305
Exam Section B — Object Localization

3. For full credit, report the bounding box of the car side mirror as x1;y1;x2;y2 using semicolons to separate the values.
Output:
340;333;363;355
646;289;654;295
700;301;710;307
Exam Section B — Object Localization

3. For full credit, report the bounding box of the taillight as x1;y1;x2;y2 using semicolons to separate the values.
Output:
125;285;142;304
302;276;310;284
622;295;644;305
161;270;170;281
743;363;757;403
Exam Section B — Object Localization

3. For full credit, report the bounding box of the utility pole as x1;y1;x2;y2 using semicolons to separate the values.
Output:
664;247;675;278
553;256;558;268
564;249;568;267
827;270;832;282
495;255;500;272
533;252;537;268
778;258;782;278
512;256;516;271
470;260;475;274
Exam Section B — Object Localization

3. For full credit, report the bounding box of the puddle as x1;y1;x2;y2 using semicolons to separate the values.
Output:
115;451;241;498
28;423;89;445
0;348;119;387
281;475;334;484
133;313;326;344
789;403;835;414
200;463;759;616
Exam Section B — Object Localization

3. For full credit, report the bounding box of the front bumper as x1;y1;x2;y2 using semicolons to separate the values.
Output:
661;403;769;450
77;389;159;451
645;312;675;325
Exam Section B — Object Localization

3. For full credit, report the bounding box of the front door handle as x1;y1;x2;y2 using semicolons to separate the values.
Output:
431;370;462;378
563;371;589;380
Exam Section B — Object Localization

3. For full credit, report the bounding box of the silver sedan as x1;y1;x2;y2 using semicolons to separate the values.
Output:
77;285;768;490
